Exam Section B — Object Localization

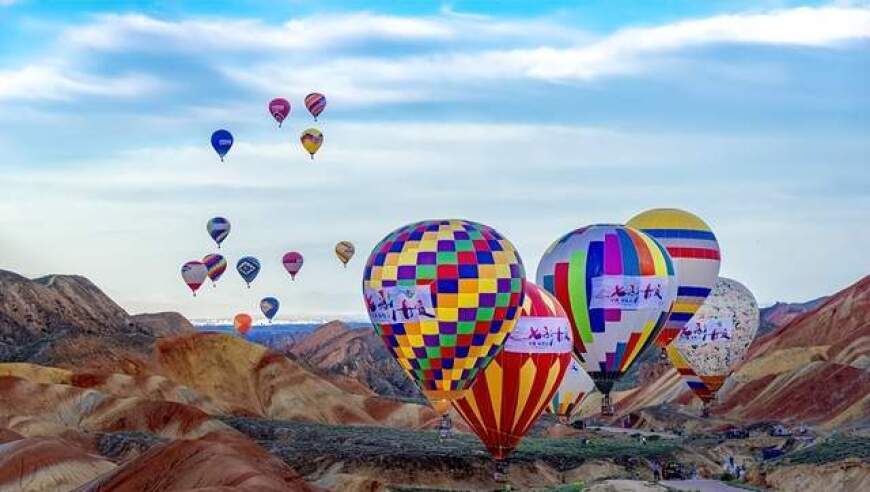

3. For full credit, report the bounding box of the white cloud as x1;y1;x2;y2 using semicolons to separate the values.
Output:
0;63;164;101
59;11;584;54
220;6;870;102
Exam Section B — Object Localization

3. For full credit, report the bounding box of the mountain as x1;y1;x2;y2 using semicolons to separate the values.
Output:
287;321;422;400
615;275;870;429
155;332;434;427
758;297;828;337
76;431;320;492
0;269;191;368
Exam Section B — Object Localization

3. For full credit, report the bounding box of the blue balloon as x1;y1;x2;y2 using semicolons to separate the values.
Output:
260;297;280;322
211;129;233;162
236;256;261;287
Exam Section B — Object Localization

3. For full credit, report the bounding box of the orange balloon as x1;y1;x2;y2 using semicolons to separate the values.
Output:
234;313;252;335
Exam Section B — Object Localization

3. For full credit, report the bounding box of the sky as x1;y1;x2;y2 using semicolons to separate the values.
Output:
0;1;867;321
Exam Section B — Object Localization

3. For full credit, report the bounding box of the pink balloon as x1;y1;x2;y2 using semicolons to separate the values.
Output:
282;251;303;280
268;98;291;127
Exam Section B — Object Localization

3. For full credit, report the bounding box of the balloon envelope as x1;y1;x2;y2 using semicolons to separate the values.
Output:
300;128;323;158
234;313;252;336
202;254;227;284
236;256;261;287
335;241;355;266
304;92;327;120
548;356;595;418
181;261;208;296
260;297;280;321
453;280;573;460
536;224;677;396
206;217;231;247
668;277;759;403
362;219;525;402
210;129;233;161
282;252;304;280
268;98;290;126
627;208;721;348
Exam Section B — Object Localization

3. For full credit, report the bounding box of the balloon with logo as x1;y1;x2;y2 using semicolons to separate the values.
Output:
300;128;323;159
206;217;231;248
335;241;355;267
626;209;721;350
667;277;759;415
210;129;233;162
202;253;227;286
181;261;208;296
362;219;525;411
260;297;280;323
536;224;677;415
234;313;253;336
268;98;290;127
453;280;573;461
548;356;596;421
282;252;303;280
304;92;327;120
236;256;261;288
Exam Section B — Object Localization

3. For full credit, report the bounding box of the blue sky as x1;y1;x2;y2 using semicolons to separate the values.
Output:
0;1;867;320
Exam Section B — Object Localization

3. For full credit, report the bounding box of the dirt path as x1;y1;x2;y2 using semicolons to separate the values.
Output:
660;479;749;491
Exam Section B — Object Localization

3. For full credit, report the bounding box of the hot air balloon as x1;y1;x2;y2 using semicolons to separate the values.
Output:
667;277;759;416
260;297;280;323
626;209;721;352
206;217;231;248
236;256;261;288
234;313;252;336
300;128;323;159
211;129;233;162
362;219;525;410
268;98;290;127
282;252;303;280
548;356;596;423
335;241;354;267
304;92;326;120
181;261;208;296
536;224;677;415
202;253;227;286
453;280;573;463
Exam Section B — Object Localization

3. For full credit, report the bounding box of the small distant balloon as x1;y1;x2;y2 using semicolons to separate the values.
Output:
234;313;253;336
236;256;261;288
282;252;304;280
304;92;327;120
268;98;291;127
334;241;354;267
211;129;233;162
206;217;231;248
260;297;280;323
202;254;227;286
300;128;323;159
181;261;208;296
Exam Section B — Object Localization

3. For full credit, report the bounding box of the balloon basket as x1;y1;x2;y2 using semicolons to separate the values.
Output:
493;460;509;484
601;394;615;417
659;348;668;360
437;413;453;441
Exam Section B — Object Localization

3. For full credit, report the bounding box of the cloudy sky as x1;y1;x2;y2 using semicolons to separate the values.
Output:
0;1;867;321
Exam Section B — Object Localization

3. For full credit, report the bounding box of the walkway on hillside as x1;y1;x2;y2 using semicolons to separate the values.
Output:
660;479;750;491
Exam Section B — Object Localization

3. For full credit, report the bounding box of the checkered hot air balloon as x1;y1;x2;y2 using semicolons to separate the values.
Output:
536;224;677;415
668;277;759;415
362;219;525;406
453;280;573;460
627;208;721;349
